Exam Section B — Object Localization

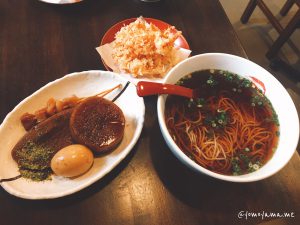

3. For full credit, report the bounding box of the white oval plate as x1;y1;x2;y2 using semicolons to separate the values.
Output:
0;70;145;199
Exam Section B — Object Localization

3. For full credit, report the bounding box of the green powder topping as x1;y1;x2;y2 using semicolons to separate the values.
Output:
16;141;55;181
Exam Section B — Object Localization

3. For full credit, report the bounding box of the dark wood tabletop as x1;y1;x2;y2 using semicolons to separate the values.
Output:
1;0;299;225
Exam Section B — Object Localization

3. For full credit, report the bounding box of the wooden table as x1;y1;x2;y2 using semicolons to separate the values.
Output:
1;0;299;225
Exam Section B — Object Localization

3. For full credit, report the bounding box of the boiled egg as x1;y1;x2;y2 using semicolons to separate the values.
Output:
51;144;94;178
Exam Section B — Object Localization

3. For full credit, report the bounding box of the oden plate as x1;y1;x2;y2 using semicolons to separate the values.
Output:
0;71;145;199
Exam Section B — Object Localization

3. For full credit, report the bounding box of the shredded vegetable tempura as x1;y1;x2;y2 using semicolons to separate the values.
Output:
112;17;182;78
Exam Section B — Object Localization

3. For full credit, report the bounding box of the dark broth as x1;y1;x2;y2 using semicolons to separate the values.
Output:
165;69;279;175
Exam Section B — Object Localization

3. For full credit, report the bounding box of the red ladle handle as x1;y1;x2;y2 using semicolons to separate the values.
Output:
136;81;193;98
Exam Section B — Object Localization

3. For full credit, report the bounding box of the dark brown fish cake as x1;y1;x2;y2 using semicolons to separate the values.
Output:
12;108;74;170
70;96;125;153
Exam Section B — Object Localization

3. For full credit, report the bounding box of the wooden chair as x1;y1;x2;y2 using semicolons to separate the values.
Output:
241;0;300;60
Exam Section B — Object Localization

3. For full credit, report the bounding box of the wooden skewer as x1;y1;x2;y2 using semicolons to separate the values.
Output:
0;174;22;183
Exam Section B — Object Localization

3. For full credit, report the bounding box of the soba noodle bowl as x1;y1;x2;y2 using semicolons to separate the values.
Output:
165;69;279;175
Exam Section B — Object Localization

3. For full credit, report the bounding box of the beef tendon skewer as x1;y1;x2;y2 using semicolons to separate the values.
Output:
21;84;122;131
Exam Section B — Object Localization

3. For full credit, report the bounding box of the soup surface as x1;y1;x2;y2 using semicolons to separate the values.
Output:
165;69;279;175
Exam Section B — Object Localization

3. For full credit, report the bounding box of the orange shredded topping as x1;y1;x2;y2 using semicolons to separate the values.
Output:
112;17;182;78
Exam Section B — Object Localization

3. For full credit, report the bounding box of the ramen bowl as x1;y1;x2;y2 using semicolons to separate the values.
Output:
157;53;299;182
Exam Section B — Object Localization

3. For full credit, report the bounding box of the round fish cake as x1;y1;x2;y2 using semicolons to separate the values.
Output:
70;96;125;153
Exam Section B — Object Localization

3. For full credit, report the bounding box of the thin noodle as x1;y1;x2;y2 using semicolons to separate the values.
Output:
165;95;276;175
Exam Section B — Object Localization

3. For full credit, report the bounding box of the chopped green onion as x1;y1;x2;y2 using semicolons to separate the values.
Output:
252;164;260;170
